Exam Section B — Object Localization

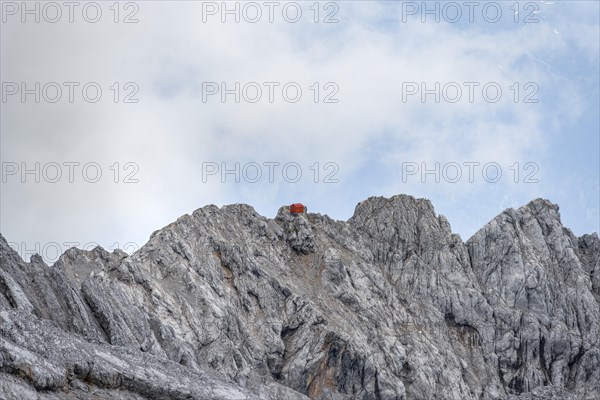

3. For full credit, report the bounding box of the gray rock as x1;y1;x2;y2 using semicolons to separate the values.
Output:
1;194;598;399
467;199;599;399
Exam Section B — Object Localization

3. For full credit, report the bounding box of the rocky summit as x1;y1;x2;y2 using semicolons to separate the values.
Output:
1;195;598;400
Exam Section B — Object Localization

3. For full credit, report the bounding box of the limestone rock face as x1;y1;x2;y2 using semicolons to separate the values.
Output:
1;195;598;400
467;199;600;399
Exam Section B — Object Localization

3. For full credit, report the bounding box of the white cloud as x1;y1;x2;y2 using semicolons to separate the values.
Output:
1;1;598;262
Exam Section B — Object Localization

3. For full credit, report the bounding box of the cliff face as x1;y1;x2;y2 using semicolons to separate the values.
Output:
467;200;600;399
1;195;598;400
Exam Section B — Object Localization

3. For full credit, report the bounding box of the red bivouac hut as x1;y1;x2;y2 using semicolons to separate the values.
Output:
290;203;307;214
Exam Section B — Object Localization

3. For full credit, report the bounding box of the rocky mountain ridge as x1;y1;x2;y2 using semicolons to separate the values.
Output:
1;195;598;399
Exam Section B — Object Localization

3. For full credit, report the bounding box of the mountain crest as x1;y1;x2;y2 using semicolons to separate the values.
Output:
1;195;598;400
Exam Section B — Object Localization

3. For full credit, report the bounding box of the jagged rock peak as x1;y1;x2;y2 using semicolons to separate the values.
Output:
350;194;436;220
1;195;598;400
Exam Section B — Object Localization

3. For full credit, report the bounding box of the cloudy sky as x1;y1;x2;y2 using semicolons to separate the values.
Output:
1;0;598;263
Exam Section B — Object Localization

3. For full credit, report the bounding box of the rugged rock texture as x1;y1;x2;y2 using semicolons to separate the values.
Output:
0;195;598;399
467;199;600;399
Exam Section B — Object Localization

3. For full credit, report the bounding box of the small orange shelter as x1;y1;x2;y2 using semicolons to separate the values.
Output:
290;203;307;214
